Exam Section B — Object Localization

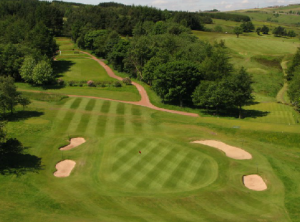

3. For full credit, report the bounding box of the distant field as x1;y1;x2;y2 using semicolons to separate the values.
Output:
193;30;299;97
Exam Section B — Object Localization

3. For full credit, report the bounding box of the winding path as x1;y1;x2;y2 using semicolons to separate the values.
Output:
21;51;199;117
80;51;198;117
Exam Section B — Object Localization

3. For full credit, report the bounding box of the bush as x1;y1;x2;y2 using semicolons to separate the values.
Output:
114;81;122;87
122;77;132;85
57;78;65;86
68;81;75;86
87;80;95;87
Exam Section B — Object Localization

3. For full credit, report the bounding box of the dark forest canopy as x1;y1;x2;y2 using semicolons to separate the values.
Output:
0;0;253;116
0;0;61;81
198;12;251;22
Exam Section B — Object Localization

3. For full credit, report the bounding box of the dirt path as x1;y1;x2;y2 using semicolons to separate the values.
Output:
20;50;198;117
75;51;199;117
276;59;289;104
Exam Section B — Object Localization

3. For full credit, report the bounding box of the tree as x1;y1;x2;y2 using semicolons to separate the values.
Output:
84;30;108;51
288;69;300;108
240;21;255;32
125;36;153;79
0;43;24;80
107;39;130;72
228;67;254;119
0;76;21;114
0;122;6;143
273;26;286;37
233;26;243;38
19;56;36;83
27;22;58;58
256;27;261;35
261;25;269;34
199;47;233;81
32;60;54;85
287;48;300;81
288;30;296;38
152;61;202;107
18;96;31;110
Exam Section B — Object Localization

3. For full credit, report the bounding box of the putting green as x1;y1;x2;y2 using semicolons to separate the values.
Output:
102;137;218;193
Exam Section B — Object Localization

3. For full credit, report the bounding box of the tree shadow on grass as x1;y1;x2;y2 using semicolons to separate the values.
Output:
0;152;43;176
53;60;75;78
0;139;43;176
202;108;269;119
1;110;44;122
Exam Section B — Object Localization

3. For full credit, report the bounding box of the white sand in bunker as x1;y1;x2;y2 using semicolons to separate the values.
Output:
54;160;76;178
191;140;252;160
60;137;86;151
243;175;267;191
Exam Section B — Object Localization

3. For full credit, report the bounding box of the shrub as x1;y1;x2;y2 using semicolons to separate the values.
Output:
68;81;75;86
57;78;65;86
122;77;132;85
87;80;95;87
114;81;122;87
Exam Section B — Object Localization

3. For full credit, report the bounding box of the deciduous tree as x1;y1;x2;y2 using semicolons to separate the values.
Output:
233;26;243;38
32;60;54;85
152;61;202;107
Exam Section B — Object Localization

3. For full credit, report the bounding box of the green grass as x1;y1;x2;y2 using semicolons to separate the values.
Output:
17;82;141;102
193;30;299;97
2;32;300;221
16;38;141;102
2;95;298;221
55;55;115;82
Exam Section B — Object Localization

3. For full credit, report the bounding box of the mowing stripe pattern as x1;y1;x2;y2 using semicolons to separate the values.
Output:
105;137;218;193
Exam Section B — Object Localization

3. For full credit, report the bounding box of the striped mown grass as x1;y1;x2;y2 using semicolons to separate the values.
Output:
104;137;218;193
1;95;297;222
244;102;300;124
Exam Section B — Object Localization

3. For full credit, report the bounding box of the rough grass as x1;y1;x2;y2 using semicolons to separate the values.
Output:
193;30;299;97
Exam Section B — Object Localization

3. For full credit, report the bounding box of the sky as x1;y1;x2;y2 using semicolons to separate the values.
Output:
50;0;298;11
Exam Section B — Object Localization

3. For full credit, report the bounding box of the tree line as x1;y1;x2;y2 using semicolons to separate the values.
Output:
0;0;255;118
0;0;62;84
287;48;300;110
75;19;253;118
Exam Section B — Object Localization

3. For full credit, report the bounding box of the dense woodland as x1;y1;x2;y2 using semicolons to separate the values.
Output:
0;0;299;116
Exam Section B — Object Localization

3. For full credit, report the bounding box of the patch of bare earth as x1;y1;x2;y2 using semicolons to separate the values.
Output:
54;160;76;178
243;175;267;191
191;140;252;160
60;137;86;151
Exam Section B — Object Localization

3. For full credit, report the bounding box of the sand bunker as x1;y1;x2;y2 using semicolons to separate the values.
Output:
60;137;86;151
243;175;267;191
191;140;252;160
54;160;76;177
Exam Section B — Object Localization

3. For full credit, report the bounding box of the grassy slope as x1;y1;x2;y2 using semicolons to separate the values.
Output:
1;95;298;221
229;5;300;28
193;30;299;98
